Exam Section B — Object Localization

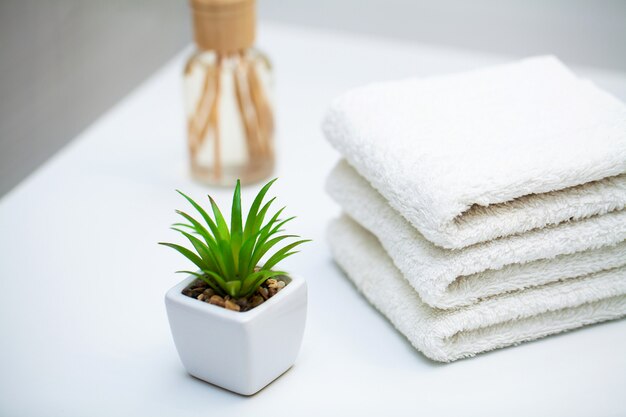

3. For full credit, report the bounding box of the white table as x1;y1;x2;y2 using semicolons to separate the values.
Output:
1;23;625;417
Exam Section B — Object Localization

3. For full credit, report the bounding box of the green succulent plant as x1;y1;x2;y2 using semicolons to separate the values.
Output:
159;179;309;299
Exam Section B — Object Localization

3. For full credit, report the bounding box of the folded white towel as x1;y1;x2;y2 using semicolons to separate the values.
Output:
323;56;626;249
328;215;626;362
327;160;626;309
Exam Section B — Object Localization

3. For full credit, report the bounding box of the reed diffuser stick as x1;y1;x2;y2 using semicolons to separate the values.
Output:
188;64;215;156
211;57;222;180
235;54;261;160
246;59;274;157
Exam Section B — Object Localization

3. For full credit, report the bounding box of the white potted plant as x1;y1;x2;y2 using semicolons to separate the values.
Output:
160;179;309;395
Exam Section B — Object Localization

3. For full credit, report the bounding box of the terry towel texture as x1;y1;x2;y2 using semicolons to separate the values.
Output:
327;160;626;309
322;56;626;249
329;216;626;362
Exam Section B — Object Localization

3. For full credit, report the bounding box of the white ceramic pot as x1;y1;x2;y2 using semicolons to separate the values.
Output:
165;274;307;395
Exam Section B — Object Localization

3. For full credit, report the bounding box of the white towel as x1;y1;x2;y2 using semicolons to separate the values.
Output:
327;160;626;309
328;215;626;362
322;56;626;249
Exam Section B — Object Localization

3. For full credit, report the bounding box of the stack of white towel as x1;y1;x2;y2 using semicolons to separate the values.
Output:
323;56;626;362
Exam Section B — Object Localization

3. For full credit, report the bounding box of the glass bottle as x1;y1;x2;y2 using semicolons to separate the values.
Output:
184;0;274;186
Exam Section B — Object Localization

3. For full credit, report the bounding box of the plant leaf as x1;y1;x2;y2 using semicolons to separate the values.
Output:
255;206;285;244
175;210;216;247
176;190;220;238
171;228;219;273
176;270;203;277
223;280;242;298
158;242;206;271
171;215;227;275
243;178;277;240
249;234;298;272
176;270;224;295
203;270;230;295
262;240;311;271
209;196;231;243
249;208;287;268
270;216;296;236
231;180;243;266
172;222;195;231
252;216;297;261
237;228;264;280
241;270;287;297
251;197;277;238
218;239;236;281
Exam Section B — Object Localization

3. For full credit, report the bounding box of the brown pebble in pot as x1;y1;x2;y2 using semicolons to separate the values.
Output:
224;299;241;311
209;295;225;307
258;287;269;300
250;295;264;308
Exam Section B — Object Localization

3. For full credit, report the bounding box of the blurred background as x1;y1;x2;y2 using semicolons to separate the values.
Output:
1;0;625;197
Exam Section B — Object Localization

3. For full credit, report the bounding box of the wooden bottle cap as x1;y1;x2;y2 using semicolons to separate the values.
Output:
189;0;256;52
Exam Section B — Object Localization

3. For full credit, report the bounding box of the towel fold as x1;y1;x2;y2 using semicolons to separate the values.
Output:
322;56;626;249
328;215;626;362
327;160;626;309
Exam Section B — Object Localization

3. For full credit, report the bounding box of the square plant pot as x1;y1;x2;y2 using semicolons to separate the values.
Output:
165;273;307;395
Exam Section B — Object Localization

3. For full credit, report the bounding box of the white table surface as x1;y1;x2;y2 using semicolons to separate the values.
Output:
1;22;626;417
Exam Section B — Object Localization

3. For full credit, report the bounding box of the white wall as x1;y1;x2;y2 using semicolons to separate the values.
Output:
0;0;190;197
259;0;626;72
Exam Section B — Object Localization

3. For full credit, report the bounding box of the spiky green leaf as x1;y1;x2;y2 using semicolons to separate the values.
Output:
241;270;287;297
231;180;243;256
262;240;311;271
158;242;206;271
175;210;216;247
176;190;220;237
209;195;230;242
171;228;220;273
249;234;298;272
177;271;223;294
171;215;226;274
243;178;277;240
